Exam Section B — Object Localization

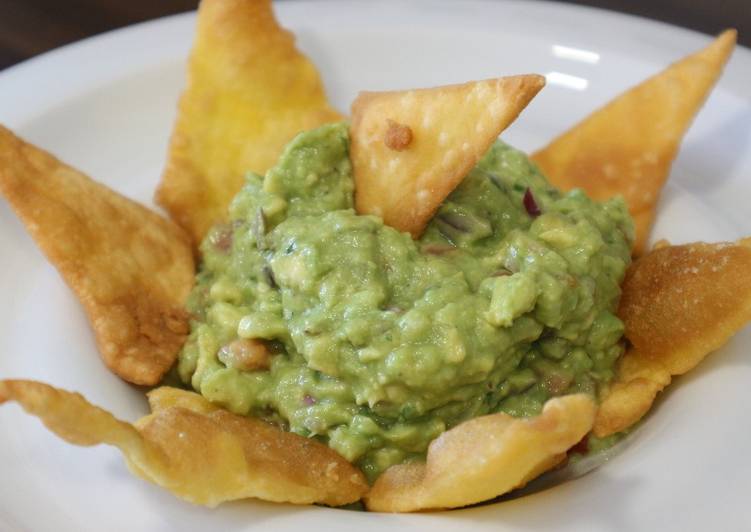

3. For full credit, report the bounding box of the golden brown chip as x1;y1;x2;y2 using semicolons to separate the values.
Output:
0;380;368;507
532;30;736;255
365;394;595;512
594;238;751;436
351;75;545;238
0;126;194;385
593;352;671;437
156;0;344;243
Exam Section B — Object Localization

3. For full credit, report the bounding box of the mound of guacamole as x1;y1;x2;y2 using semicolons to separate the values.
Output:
178;122;633;481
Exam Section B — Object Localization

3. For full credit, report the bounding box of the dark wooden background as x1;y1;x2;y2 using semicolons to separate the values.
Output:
0;0;748;70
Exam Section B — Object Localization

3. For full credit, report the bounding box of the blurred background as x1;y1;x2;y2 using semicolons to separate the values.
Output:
0;0;748;70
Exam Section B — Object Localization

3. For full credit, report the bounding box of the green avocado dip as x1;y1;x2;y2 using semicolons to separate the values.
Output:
177;122;634;482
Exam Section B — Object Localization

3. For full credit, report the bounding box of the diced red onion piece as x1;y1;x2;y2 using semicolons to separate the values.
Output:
303;394;317;406
523;188;541;217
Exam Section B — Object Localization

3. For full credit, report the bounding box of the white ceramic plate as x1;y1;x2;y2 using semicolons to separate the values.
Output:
1;1;749;530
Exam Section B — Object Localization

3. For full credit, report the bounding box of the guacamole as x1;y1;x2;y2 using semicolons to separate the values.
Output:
178;122;633;481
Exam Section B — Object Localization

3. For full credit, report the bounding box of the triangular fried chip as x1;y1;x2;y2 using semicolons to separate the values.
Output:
351;75;545;237
365;394;595;512
0;380;368;507
156;0;344;243
532;30;736;255
594;238;751;436
0;126;194;385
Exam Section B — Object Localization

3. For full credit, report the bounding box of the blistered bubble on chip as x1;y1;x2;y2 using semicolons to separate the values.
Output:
532;30;736;255
351;75;545;238
365;394;595;512
594;238;751;436
155;0;344;244
0;381;368;507
0;126;194;385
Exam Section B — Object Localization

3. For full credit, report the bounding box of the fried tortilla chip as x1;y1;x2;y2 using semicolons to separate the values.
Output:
351;75;545;238
0;126;194;385
532;30;736;255
594;238;751;436
156;0;344;243
365;394;595;512
0;380;368;507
